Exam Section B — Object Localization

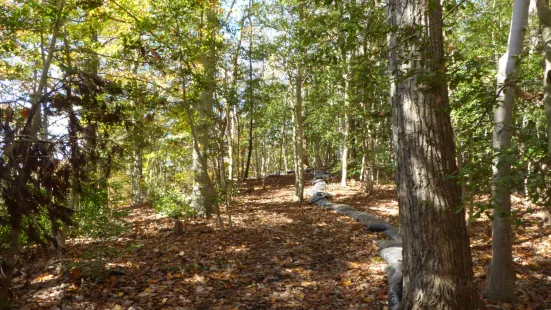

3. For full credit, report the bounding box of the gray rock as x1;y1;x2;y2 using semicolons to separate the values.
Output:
354;213;378;224
343;210;368;219
385;262;403;310
308;192;328;204
377;240;403;250
333;205;357;213
383;228;403;242
379;246;402;265
366;220;393;232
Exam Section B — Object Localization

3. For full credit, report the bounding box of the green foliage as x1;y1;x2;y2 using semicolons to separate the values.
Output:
149;188;196;219
73;181;128;239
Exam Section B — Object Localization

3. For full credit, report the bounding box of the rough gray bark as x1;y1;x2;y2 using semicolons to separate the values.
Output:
536;0;551;160
292;3;305;203
293;64;305;202
388;0;479;307
485;0;530;301
243;0;255;180
226;18;243;182
190;6;217;217
338;2;350;187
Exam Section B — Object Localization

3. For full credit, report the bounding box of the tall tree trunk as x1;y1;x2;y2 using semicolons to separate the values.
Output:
254;137;261;179
282;119;289;172
485;0;529;301
292;3;305;203
388;0;479;307
244;113;254;179
190;2;225;219
243;0;254;180
226;19;243;182
536;0;551;160
340;99;349;187
235;106;241;180
190;5;217;217
339;2;349;187
279;123;285;174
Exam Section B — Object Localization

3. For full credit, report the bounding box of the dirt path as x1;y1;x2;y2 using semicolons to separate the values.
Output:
15;176;388;310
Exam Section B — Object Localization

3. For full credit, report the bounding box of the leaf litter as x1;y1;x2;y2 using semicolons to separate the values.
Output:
12;176;551;309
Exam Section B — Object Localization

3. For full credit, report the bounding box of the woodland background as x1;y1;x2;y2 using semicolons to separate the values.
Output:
1;0;551;308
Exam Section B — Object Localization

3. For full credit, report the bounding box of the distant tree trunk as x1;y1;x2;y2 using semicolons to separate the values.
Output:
243;0;254;180
389;0;479;307
339;2;349;188
362;137;374;195
282;121;289;172
485;0;529;301
226;102;234;181
340;106;349;187
243;112;254;179
262;142;271;189
227;106;235;181
227;22;242;182
131;148;144;204
254;138;261;179
235;106;241;180
279;123;285;174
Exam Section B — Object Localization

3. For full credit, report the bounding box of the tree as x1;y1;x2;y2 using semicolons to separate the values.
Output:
189;1;219;218
484;0;530;301
292;2;306;203
536;0;551;160
388;0;479;307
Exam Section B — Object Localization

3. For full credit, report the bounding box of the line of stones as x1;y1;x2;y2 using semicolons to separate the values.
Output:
307;178;403;310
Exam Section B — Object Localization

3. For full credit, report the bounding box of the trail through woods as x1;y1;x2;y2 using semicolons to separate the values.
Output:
12;176;551;309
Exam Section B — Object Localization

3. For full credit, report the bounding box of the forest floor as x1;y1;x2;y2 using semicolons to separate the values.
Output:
12;175;551;310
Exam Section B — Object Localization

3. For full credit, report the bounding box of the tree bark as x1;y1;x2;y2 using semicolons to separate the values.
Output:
292;3;305;203
131;148;144;204
226;18;244;182
243;0;255;180
536;0;551;160
485;0;529;301
388;0;479;307
190;4;218;217
338;2;349;187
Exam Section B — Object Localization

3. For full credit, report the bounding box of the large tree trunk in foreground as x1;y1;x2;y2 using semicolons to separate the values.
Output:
485;0;529;301
536;0;551;160
388;0;479;308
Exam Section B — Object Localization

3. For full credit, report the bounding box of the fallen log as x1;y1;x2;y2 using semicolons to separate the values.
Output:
307;176;403;310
